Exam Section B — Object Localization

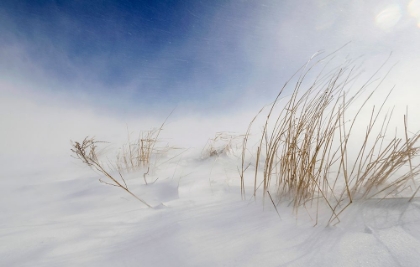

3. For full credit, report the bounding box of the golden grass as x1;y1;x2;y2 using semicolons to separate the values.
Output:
116;126;164;176
71;117;172;207
70;51;419;223
71;137;152;208
241;52;420;225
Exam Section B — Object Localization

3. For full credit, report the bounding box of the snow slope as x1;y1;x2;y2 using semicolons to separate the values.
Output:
2;143;420;267
2;84;420;266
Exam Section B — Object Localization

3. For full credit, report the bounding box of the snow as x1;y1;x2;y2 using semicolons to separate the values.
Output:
2;92;420;267
2;143;420;266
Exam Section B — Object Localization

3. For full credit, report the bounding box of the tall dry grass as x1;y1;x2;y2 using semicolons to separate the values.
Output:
241;52;420;225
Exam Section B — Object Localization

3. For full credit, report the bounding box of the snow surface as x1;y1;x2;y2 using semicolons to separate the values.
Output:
2;87;420;266
2;141;420;267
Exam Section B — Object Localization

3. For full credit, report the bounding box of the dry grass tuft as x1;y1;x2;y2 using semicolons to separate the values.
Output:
71;137;152;207
71;116;174;206
241;52;420;225
116;123;166;175
202;132;243;158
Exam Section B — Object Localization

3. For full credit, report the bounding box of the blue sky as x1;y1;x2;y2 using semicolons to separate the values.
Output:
1;0;420;116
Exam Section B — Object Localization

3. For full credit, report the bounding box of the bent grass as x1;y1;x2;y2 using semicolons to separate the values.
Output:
241;52;420;225
70;51;420;224
71;119;171;207
71;137;152;208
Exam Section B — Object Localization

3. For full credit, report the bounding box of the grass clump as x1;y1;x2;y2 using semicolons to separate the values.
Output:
116;121;168;176
201;132;243;158
241;51;420;225
71;120;171;207
71;137;152;207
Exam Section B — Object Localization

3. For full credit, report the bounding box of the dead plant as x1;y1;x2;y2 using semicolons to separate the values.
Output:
71;114;174;206
202;132;243;158
71;137;152;208
241;52;420;225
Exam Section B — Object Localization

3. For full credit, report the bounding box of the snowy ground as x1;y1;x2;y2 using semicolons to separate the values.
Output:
2;138;420;267
2;82;420;266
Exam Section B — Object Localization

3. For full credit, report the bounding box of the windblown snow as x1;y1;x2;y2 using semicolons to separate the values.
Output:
1;94;420;267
